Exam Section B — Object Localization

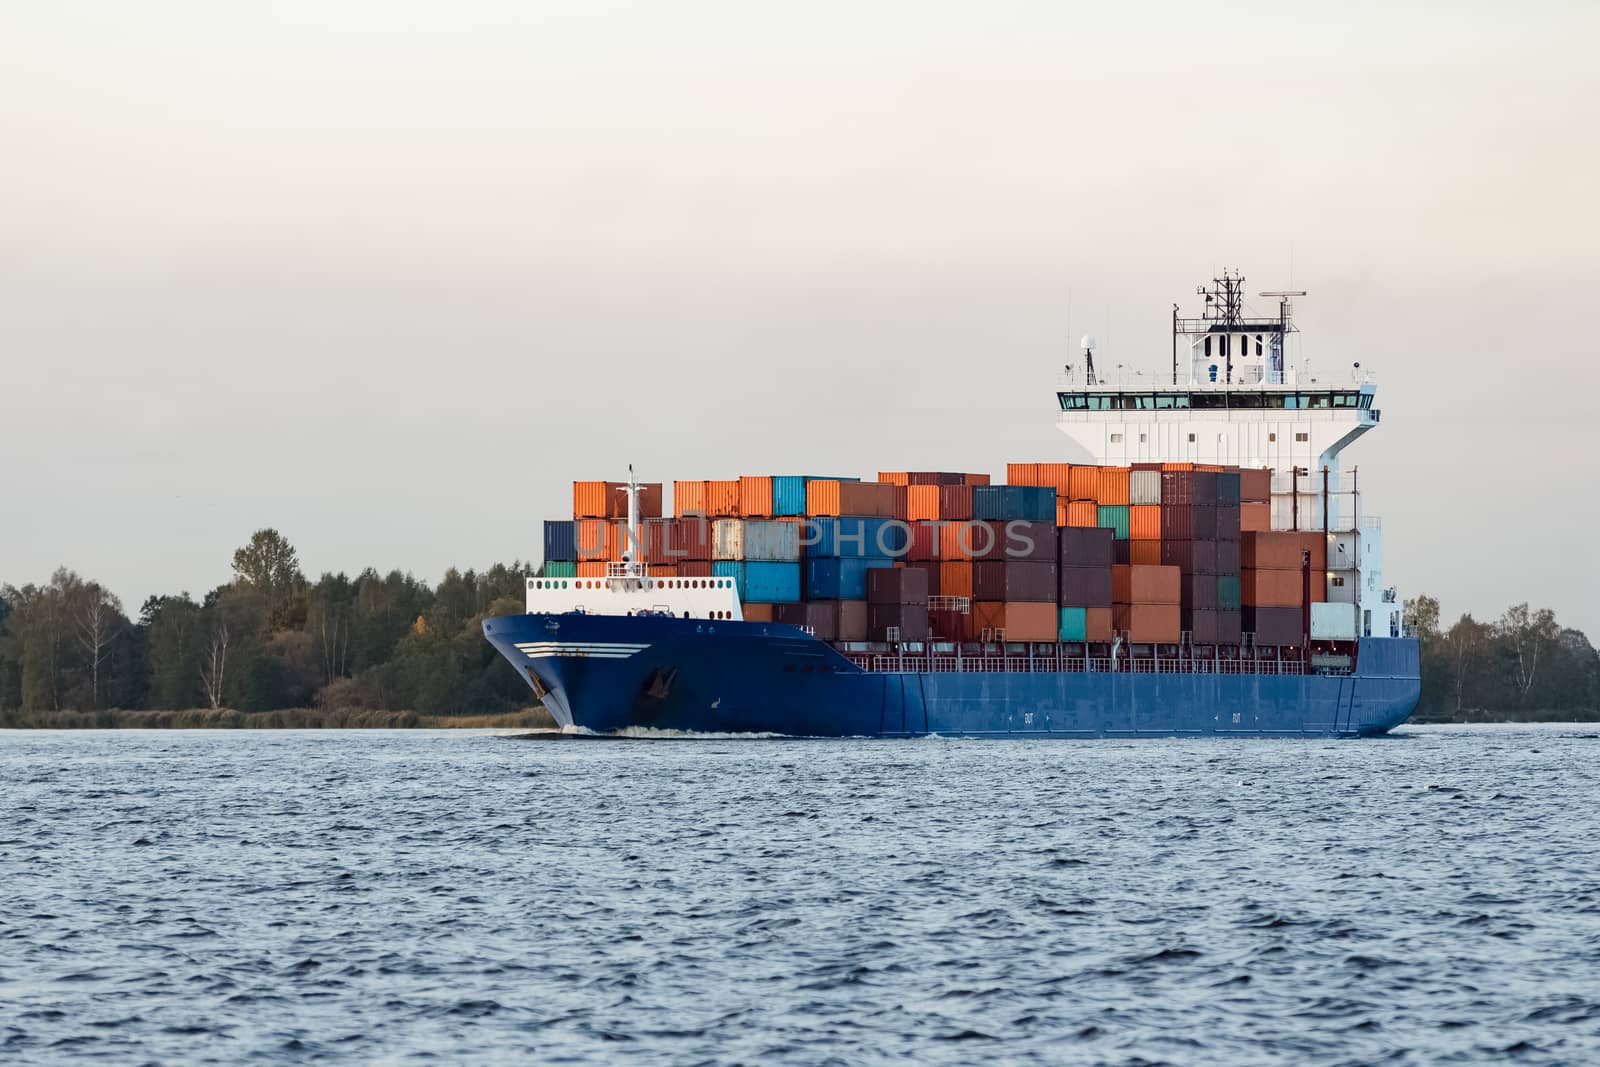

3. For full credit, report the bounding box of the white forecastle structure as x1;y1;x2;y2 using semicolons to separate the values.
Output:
1054;271;1402;640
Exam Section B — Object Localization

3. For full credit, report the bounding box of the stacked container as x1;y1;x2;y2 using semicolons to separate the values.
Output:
867;568;930;641
1058;527;1114;642
1240;530;1327;645
1112;564;1182;644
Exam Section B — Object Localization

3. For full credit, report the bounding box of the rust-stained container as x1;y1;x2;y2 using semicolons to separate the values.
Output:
1113;603;1181;643
738;476;774;518
1130;505;1162;540
669;516;714;561
973;561;1057;602
1240;502;1270;533
1240;468;1272;503
1085;606;1114;642
939;561;974;598
1097;467;1131;506
1112;564;1181;605
1059;527;1115;567
868;566;929;605
1241;567;1305;607
1059;565;1113;608
1066;500;1098;527
836;600;868;642
675;480;708;518
1130;540;1163;566
1130;470;1162;505
973;601;1058;642
705;479;740;517
938;484;973;520
575;562;607;578
1068;465;1099;501
575;518;615;561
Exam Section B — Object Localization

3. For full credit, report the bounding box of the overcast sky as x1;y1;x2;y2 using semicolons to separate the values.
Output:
3;0;1597;634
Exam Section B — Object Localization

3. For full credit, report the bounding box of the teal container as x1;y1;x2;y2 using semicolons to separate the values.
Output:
543;561;577;578
1097;505;1130;540
1058;607;1088;642
1217;574;1242;611
712;560;744;600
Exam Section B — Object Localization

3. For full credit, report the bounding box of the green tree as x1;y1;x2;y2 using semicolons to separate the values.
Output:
232;529;306;629
142;594;204;709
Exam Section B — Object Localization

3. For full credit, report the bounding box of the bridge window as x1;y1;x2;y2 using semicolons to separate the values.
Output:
1204;336;1212;357
1255;335;1264;356
1111;433;1123;443
1269;433;1277;442
1295;432;1309;442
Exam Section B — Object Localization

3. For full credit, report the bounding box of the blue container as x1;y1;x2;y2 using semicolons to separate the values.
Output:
712;560;744;599
743;561;802;603
773;476;807;517
807;516;899;558
805;557;895;600
544;520;577;562
1217;471;1241;506
972;485;1055;522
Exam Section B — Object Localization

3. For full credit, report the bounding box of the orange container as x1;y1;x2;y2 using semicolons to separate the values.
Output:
939;561;974;598
1241;568;1305;607
877;471;910;486
1130;540;1163;566
1097;467;1131;506
575;518;614;561
1113;603;1182;643
908;485;942;521
1055;500;1071;527
1112;564;1180;605
963;473;991;486
806;480;842;516
1006;462;1039;486
1037;463;1072;494
1161;462;1195;472
573;480;611;519
1066;501;1098;527
742;603;775;622
647;564;679;577
1068;466;1099;502
738;476;774;518
1129;505;1162;540
1085;607;1114;642
1241;502;1271;532
706;480;740;517
576;561;607;578
675;480;708;517
1243;531;1327;572
972;601;1058;642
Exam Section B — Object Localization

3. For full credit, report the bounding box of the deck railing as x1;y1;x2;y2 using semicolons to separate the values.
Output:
843;651;1312;676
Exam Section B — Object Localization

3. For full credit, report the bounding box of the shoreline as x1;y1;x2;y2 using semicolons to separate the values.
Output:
0;707;556;730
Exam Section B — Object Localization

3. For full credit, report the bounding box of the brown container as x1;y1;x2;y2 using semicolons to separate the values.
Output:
1243;531;1327;572
742;603;775;623
1244;606;1304;646
1059;565;1113;608
677;561;714;578
973;561;1058;603
668;516;714;561
1161;506;1193;541
868;603;930;642
1161;471;1195;506
1113;603;1182;643
774;602;837;641
836;600;869;642
1215;504;1241;541
938;484;973;520
1059;527;1114;567
1097;467;1131;506
939;561;974;598
963;473;992;486
968;520;1055;562
868;566;929;605
646;564;679;577
1215;539;1241;575
1085;606;1114;642
906;560;940;596
636;517;675;564
1240;468;1272;503
1180;574;1219;611
1184;608;1220;644
1218;610;1243;646
1130;505;1162;540
973;601;1058;642
674;480;708;517
1160;539;1217;574
1241;567;1305;607
1130;540;1163;566
905;522;940;562
1240;503;1271;533
738;476;774;517
1112;564;1181;605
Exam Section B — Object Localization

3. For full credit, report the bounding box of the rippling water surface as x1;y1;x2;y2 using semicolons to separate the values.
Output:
5;725;1600;1064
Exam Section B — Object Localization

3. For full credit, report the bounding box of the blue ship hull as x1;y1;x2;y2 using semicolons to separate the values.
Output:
483;613;1419;738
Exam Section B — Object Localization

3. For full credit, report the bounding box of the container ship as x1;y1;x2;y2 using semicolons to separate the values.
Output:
484;272;1419;737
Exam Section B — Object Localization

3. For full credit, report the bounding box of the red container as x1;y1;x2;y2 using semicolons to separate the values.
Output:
1059;565;1113;608
938;484;974;521
1161;471;1194;506
1161;506;1193;541
905;521;940;562
973;561;1058;603
867;604;930;642
963;473;992;486
1240;503;1271;533
669;516;714;561
1113;603;1181;643
677;561;714;577
743;604;775;623
868;567;929;605
1112;564;1181;605
647;564;678;577
739;476;774;517
1240;468;1272;503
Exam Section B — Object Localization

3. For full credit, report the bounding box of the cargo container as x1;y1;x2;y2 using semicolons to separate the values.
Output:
807;516;905;559
1113;604;1181;644
1097;467;1131;507
1068;466;1099;502
867;604;930;642
1243;531;1327;572
1161;471;1194;507
1005;462;1037;487
677;561;714;578
674;480;708;518
646;564;677;577
773;602;836;641
543;560;578;578
1216;505;1241;541
1217;471;1241;506
903;521;940;562
1311;602;1360;641
544;520;577;562
1217;574;1242;612
1096;504;1130;540
771;475;857;517
1059;527;1114;568
973;561;1058;602
1241;568;1305;607
868;566;929;605
668;516;713;561
705;480;740;517
1240;468;1272;503
1190;505;1217;542
575;518;614;561
963;473;992;486
938;521;997;561
743;561;802;603
711;560;742;598
807;480;900;519
905;560;941;596
1085;606;1114;642
805;557;895;600
1065;500;1098;527
576;562;607;578
1218;610;1243;646
972;485;1055;522
1059;566;1113;608
966;520;1055;562
574;480;663;520
1179;574;1219;611
1130;540;1163;566
1059;607;1089;642
938;484;974;521
1240;502;1271;533
877;471;909;486
738;476;774;518
742;604;775;623
836;600;868;642
1161;539;1217;575
1130;470;1162;506
938;561;974;598
713;519;803;562
1216;539;1241;575
1112;564;1181;605
973;601;1058;642
1160;506;1193;542
1185;609;1220;644
1130;505;1162;540
907;485;940;521
1244;606;1304;646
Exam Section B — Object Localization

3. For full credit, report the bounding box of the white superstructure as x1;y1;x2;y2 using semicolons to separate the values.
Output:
1055;271;1401;640
525;467;743;621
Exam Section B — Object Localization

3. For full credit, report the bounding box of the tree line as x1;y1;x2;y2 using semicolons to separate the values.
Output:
0;530;537;723
1404;595;1600;722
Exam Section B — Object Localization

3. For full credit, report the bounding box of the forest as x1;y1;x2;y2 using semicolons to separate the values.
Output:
1;529;1597;725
